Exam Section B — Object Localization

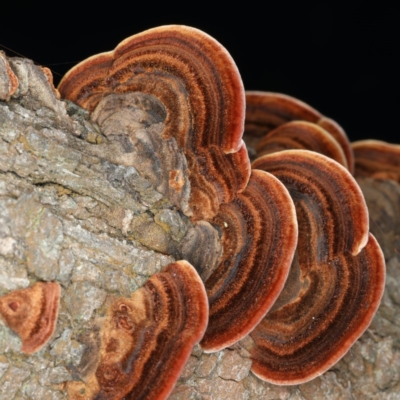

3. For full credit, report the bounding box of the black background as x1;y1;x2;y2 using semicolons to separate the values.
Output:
1;2;398;143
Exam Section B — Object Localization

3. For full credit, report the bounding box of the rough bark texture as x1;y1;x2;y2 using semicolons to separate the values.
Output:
0;55;399;399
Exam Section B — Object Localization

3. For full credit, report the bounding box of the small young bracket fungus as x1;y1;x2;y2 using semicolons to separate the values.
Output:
245;91;354;173
250;150;385;384
200;169;298;352
0;51;19;101
256;120;348;169
58;25;250;220
353;140;400;182
67;260;208;400
0;282;61;354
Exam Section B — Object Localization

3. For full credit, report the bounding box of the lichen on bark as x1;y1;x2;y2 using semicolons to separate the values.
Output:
0;54;399;399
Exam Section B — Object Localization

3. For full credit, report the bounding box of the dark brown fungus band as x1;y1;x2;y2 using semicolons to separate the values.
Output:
245;91;354;173
200;169;298;352
67;260;208;400
0;282;61;354
353;140;400;183
250;150;385;384
58;25;250;220
256;120;348;168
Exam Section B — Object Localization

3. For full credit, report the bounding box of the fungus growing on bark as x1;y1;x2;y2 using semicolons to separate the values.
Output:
0;51;18;100
245;91;354;172
58;25;300;354
250;150;385;384
353;140;400;182
58;25;250;220
256;120;348;168
55;24;386;393
0;282;61;354
200;169;298;351
67;260;208;400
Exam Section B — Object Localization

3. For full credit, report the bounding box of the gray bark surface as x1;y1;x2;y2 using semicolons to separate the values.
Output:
0;55;399;399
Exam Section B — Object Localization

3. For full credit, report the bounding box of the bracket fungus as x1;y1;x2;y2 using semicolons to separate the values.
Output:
245;91;354;173
58;25;299;355
255;120;348;169
0;282;61;354
353;139;400;182
0;51;19;101
251;150;385;384
200;169;298;351
67;260;208;400
58;25;249;221
34;23;387;396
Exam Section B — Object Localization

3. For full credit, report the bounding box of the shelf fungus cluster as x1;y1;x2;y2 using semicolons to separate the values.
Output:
244;90;386;382
0;24;390;399
57;24;385;395
245;91;354;173
58;25;249;222
251;151;385;384
57;26;299;365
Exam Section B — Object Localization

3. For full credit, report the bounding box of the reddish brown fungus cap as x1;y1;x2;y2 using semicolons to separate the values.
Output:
0;51;19;101
0;282;61;354
245;91;354;173
256;120;348;168
353;140;400;182
74;260;208;400
58;25;250;220
250;150;385;384
200;169;298;352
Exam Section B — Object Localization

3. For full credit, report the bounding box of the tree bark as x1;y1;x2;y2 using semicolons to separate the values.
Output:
0;54;399;400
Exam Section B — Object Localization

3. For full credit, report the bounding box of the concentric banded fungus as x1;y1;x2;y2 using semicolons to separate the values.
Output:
58;25;250;220
200;169;298;352
256;120;348;168
245;91;354;173
353;140;400;182
250;150;385;384
67;260;208;400
58;24;297;356
0;282;61;354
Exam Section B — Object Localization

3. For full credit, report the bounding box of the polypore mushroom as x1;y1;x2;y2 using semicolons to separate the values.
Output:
256;120;348;168
250;150;385;384
200;169;298;351
67;260;208;400
245;91;354;173
0;282;61;354
58;25;300;354
353;139;400;182
56;24;386;390
58;25;250;220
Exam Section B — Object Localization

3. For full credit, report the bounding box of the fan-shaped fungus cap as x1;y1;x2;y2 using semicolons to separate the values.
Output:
58;25;250;220
0;282;61;354
353;140;400;182
68;261;208;400
200;169;298;352
250;150;385;384
245;91;354;173
256;120;348;168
